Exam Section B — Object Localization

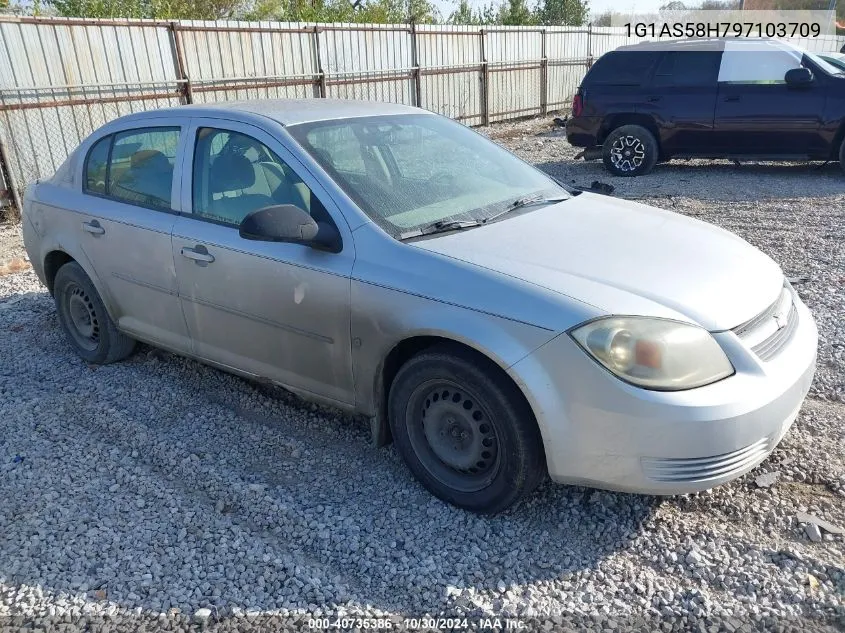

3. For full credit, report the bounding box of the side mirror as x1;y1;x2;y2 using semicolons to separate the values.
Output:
239;205;342;253
785;67;813;87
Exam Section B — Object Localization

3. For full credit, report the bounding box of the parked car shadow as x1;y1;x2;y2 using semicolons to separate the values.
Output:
536;159;845;203
0;289;659;622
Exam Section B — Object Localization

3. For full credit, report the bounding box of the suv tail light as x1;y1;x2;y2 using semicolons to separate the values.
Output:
572;93;583;117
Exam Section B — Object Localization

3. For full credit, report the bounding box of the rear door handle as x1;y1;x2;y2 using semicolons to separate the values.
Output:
723;95;740;102
82;220;105;235
647;96;661;102
180;246;215;264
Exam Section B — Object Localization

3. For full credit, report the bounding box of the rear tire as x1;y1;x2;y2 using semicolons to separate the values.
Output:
53;261;136;364
388;344;546;514
602;124;659;177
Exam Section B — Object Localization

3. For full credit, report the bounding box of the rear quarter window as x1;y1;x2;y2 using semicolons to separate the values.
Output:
584;51;660;86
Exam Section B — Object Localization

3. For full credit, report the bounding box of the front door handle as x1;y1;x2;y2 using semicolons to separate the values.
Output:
180;246;215;264
647;96;661;102
723;95;740;102
82;220;105;235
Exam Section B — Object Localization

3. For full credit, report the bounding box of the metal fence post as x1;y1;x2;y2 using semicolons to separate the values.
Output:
410;20;422;108
480;28;489;126
540;29;548;116
587;24;593;69
0;128;21;220
170;21;193;104
314;26;327;98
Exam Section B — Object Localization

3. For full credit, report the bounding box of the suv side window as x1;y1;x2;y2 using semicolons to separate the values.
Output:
653;51;721;87
718;49;802;84
192;127;328;227
586;51;660;86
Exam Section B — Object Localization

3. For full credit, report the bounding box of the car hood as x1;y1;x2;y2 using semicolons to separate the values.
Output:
411;193;784;331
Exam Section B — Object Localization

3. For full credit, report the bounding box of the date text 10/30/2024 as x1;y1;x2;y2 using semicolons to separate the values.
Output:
308;617;528;630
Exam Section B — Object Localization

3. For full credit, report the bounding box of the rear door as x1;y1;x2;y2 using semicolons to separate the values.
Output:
76;124;191;353
713;45;826;156
642;50;721;155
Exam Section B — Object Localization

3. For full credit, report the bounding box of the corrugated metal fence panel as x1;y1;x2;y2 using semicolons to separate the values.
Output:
417;25;484;125
321;23;414;105
486;28;543;123
546;27;589;110
0;18;181;193
181;19;319;103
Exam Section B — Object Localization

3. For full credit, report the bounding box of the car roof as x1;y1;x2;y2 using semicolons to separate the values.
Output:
615;37;797;53
110;98;426;127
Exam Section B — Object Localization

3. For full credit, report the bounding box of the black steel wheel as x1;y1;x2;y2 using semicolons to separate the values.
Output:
54;261;136;364
388;344;546;514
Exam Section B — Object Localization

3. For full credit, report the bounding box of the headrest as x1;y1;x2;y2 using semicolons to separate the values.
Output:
210;153;255;192
131;149;170;171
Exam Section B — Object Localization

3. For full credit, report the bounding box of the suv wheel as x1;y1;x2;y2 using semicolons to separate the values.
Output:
54;261;136;364
388;344;546;514
602;125;659;177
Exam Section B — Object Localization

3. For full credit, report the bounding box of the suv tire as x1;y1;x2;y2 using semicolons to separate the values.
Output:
388;344;546;514
602;124;659;177
54;261;136;364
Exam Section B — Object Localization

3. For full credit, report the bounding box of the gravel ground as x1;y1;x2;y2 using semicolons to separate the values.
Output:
0;116;843;632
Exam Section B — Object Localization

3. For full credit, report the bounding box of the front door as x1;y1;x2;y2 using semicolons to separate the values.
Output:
172;118;356;405
713;45;826;156
77;124;191;353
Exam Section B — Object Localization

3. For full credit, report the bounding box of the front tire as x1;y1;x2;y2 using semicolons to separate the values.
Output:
54;261;136;364
388;345;546;514
602;124;659;177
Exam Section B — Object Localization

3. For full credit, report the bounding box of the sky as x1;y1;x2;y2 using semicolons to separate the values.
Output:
430;0;669;20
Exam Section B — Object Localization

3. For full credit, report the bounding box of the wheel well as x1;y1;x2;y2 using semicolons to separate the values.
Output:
598;114;661;150
375;336;536;447
44;251;74;295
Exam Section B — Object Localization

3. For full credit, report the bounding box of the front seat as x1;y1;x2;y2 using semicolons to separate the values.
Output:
207;153;274;225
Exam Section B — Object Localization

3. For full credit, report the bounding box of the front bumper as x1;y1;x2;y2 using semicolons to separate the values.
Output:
508;297;818;495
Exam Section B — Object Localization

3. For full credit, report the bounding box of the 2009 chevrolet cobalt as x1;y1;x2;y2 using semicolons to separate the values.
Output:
22;99;817;513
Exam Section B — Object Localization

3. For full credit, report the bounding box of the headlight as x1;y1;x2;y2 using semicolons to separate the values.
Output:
570;316;734;391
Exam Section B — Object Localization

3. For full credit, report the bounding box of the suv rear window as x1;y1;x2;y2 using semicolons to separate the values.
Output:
585;51;660;85
653;51;721;87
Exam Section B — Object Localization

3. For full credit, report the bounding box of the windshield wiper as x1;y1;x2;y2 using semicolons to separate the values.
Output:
398;195;569;241
398;219;484;240
483;194;570;223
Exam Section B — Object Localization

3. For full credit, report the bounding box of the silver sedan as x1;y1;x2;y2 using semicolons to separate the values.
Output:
22;99;817;513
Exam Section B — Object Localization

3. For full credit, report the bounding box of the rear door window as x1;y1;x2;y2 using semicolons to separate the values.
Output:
107;127;180;210
653;51;721;87
586;51;660;85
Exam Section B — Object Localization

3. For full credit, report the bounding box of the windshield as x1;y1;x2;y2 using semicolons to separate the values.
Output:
287;114;568;237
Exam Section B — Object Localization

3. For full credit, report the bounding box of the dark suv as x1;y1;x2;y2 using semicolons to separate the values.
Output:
565;38;845;176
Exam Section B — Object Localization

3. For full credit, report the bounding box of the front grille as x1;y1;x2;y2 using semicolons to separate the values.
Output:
641;437;771;483
732;283;798;361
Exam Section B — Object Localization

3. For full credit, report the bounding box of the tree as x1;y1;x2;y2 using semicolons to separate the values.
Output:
536;0;588;25
659;0;687;9
591;9;614;25
497;0;535;25
49;0;246;19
